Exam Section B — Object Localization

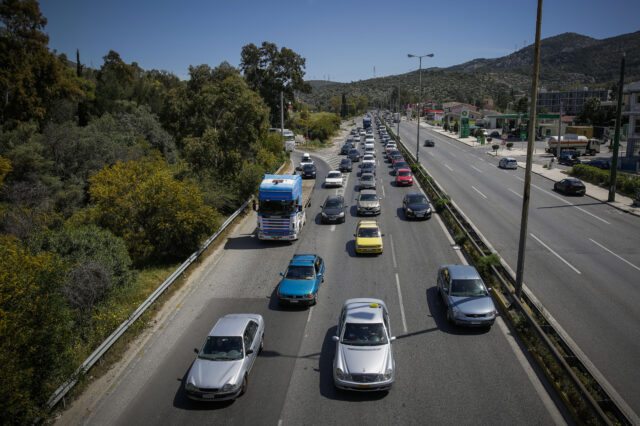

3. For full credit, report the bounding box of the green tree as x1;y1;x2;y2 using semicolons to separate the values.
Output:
240;42;311;126
515;96;529;114
0;154;11;186
93;50;136;115
0;235;74;423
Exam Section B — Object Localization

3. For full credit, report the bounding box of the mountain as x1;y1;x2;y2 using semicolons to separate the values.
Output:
303;31;640;110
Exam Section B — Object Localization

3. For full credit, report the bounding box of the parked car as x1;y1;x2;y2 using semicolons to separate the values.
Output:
359;173;376;190
301;163;317;179
498;157;518;169
321;195;346;224
277;254;325;306
585;158;611;170
402;193;432;220
395;168;413;186
185;314;264;400
437;265;496;327
332;299;395;391
424;139;435;147
339;158;353;172
356;189;380;215
348;149;361;162
353;220;383;254
489;130;501;138
558;152;581;166
554;178;586;196
324;170;343;188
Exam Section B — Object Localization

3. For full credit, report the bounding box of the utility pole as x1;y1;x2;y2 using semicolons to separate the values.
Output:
557;101;562;158
608;53;625;202
408;53;434;163
515;0;543;298
280;92;284;149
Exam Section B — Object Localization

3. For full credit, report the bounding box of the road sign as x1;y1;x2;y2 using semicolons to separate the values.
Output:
501;133;508;140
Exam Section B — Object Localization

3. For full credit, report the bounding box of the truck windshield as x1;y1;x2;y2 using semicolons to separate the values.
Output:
259;200;296;215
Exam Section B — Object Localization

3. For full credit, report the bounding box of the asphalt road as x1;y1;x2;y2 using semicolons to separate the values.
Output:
396;118;640;418
68;120;568;426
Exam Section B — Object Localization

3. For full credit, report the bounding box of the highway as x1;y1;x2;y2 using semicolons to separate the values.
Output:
396;118;640;418
63;119;568;425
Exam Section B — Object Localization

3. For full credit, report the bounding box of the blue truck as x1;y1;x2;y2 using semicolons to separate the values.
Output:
363;117;372;129
257;174;312;241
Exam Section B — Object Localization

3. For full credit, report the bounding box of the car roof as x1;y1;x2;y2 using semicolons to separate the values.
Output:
343;298;387;323
502;157;516;161
210;314;257;337
443;265;481;280
340;158;351;163
327;170;341;175
291;254;316;264
360;173;374;178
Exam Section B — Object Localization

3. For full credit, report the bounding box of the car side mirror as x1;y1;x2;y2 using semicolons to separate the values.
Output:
381;233;386;236
194;348;199;354
443;286;448;293
488;287;493;292
390;336;396;341
332;336;340;342
246;349;254;355
280;272;284;277
353;234;356;237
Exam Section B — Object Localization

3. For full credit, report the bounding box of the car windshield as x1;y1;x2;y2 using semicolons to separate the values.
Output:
341;160;350;165
327;172;341;179
285;265;315;280
360;175;373;181
303;164;315;170
450;279;488;297
398;171;411;176
342;322;387;346
325;199;343;209
199;336;244;360
360;194;378;201
358;227;380;237
259;199;296;215
408;195;428;204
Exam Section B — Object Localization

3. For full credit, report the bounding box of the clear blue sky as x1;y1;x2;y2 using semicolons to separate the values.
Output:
40;0;639;83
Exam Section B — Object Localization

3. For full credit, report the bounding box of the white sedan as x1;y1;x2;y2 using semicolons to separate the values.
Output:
324;170;343;188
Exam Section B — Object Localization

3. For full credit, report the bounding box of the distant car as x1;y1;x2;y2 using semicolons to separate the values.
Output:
558;152;581;166
554;178;586;196
353;135;360;142
350;128;357;135
321;195;346;224
393;161;410;175
356;189;380;215
185;314;264;400
339;158;353;172
360;130;366;136
364;146;376;157
348;149;361;162
424;139;435;147
277;254;325;306
498;157;518;169
324;170;343;188
353;220;383;254
395;168;413;186
586;158;611;170
359;173;376;190
402;193;432;220
360;160;376;176
489;130;501;138
437;265;496;327
332;299;395;391
301;163;317;179
388;152;403;164
298;153;313;170
340;143;351;155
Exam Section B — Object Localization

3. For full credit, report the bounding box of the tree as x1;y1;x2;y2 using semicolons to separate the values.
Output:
94;50;136;115
74;155;219;265
0;235;74;423
240;42;311;126
515;96;529;114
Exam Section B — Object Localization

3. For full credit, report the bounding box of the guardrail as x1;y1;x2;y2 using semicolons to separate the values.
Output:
47;161;287;410
381;116;630;425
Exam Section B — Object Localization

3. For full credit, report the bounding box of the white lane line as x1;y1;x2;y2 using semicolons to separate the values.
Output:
330;224;336;232
471;165;483;173
515;176;524;182
531;184;610;225
589;238;640;272
444;164;453;172
530;233;581;274
508;188;523;198
394;273;408;333
496;317;566;425
472;186;488;199
428;151;435;156
390;233;398;269
434;214;467;263
381;184;385;197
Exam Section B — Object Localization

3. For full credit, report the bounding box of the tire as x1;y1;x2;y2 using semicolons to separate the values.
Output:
446;308;453;324
259;336;264;354
240;375;248;396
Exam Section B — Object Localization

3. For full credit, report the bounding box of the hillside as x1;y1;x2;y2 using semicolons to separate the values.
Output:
303;31;640;110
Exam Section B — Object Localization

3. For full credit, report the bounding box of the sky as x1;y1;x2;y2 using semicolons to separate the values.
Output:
39;0;640;83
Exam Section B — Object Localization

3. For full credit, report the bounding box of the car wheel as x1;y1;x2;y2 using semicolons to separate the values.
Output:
240;374;248;395
259;336;264;354
446;308;453;324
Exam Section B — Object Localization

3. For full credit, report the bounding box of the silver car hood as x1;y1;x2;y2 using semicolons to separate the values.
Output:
358;200;379;208
450;296;495;315
339;344;389;374
188;357;243;388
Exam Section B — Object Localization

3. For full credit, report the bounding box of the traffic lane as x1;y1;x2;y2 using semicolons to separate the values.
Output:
113;298;309;426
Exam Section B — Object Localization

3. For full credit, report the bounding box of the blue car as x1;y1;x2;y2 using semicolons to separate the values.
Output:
277;254;325;306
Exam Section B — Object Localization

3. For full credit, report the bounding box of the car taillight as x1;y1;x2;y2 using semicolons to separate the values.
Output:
569;185;573;189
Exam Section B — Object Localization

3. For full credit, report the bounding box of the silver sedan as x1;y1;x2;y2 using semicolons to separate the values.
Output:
437;265;496;327
332;299;395;391
185;314;264;400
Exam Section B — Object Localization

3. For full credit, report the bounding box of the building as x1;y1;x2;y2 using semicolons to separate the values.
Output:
622;81;640;159
537;87;611;116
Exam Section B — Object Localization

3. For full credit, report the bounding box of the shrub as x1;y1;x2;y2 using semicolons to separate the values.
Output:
492;144;499;153
434;198;450;213
506;142;514;149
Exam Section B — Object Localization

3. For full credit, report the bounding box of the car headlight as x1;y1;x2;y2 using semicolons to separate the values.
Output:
406;208;413;213
338;211;344;217
452;306;464;318
185;382;197;392
222;382;238;392
383;368;393;380
335;368;344;379
321;212;327;217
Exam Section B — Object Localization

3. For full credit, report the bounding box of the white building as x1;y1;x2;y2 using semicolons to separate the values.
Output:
622;81;640;158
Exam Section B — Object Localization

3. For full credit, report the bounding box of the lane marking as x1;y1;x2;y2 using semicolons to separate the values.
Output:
330;224;336;232
589;238;640;272
381;184;385;197
515;176;524;182
444;164;453;172
508;188;523;198
530;233;581;274
471;165;483;173
472;186;488;199
394;273;408;333
390;233;398;269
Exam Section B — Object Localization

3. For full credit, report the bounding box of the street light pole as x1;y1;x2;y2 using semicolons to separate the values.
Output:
408;53;434;163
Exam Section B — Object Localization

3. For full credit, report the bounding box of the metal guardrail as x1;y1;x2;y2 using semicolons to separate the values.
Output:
382;117;629;424
47;161;287;410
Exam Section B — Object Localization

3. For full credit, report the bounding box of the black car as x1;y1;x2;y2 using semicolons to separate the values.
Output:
321;195;346;224
554;178;586;196
402;193;432;220
348;149;361;162
360;162;376;176
340;143;351;155
339;158;353;172
586;158;611;170
558;152;581;166
424;139;435;147
301;163;317;179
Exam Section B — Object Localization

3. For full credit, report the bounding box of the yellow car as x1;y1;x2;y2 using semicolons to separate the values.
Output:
354;220;383;255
